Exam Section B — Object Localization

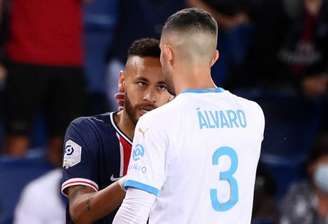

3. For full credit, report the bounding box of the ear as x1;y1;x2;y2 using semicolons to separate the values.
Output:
119;70;125;91
210;50;219;67
163;45;174;66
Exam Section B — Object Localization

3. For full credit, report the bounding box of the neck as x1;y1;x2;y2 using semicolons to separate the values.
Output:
305;0;322;16
316;190;328;218
173;64;216;94
114;110;135;140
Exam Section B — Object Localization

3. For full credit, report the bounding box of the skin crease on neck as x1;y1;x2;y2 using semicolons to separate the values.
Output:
113;56;171;140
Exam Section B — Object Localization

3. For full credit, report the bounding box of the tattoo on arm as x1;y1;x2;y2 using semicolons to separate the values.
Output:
68;185;95;214
86;198;91;212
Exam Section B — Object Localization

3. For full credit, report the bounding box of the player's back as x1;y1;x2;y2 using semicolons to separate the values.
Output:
148;88;265;224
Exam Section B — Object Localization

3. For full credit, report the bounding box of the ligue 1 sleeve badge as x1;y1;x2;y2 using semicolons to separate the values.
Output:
63;140;82;169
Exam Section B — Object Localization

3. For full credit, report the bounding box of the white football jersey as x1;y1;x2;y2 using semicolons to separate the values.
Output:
125;88;265;224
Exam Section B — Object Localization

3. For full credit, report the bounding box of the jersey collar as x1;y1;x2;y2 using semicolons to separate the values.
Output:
182;87;224;94
110;112;133;144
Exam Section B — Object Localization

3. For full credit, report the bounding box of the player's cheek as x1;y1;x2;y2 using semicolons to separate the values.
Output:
156;94;168;106
162;90;172;102
129;86;142;101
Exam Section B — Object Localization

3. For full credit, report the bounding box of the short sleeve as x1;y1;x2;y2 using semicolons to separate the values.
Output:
61;117;100;196
124;115;168;197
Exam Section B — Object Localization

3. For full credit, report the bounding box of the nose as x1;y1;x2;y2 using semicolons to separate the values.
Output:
143;88;157;103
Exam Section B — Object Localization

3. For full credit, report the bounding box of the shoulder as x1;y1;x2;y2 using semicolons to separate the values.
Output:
66;113;114;138
63;114;114;163
69;113;111;130
137;100;177;128
67;116;97;136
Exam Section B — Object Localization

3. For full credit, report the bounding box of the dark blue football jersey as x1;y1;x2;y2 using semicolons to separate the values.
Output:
61;112;132;223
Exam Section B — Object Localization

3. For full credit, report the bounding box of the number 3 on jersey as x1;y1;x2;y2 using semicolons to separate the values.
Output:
210;146;239;211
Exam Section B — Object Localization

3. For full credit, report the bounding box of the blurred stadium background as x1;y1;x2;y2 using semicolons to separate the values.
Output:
0;0;328;223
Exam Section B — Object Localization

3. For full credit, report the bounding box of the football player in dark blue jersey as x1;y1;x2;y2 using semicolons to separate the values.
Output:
61;38;172;223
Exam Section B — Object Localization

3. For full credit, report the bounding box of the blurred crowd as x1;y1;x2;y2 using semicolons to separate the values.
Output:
0;0;328;224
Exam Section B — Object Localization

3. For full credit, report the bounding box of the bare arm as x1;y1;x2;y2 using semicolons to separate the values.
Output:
67;181;125;224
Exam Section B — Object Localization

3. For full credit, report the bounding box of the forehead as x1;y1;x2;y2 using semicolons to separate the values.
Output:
125;56;162;79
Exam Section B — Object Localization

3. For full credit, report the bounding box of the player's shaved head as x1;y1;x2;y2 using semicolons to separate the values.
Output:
161;8;218;64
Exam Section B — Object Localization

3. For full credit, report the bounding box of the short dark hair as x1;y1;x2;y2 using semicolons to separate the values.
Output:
127;38;160;58
162;8;218;36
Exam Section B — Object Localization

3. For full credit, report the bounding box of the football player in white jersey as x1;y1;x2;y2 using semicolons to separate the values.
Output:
114;8;265;224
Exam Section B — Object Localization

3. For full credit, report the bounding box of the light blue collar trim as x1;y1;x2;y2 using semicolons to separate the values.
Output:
182;87;224;94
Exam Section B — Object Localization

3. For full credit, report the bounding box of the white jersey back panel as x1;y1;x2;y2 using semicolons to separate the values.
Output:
125;88;265;224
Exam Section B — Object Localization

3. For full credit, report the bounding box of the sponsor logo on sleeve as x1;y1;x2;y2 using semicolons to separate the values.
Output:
63;140;82;169
128;163;148;174
132;144;144;161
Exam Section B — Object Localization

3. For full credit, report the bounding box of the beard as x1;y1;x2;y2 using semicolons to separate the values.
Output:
124;92;156;126
124;92;138;126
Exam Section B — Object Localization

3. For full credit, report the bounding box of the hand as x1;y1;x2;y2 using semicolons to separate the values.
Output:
302;74;328;97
